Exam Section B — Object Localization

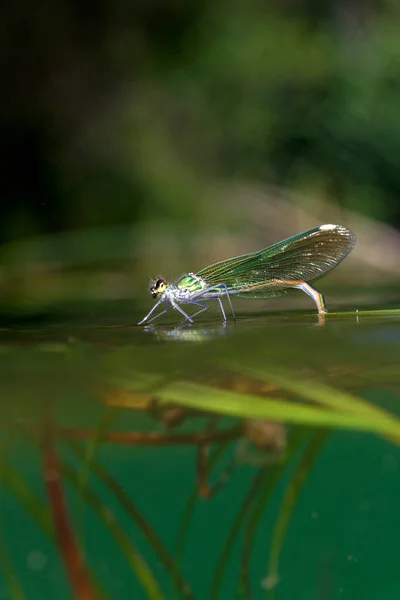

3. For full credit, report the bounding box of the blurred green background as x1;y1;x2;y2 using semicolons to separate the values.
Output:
2;0;400;310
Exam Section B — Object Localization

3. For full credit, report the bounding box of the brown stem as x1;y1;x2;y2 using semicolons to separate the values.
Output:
197;443;211;498
54;424;242;446
42;426;99;600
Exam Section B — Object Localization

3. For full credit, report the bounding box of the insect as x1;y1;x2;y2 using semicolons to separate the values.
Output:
138;224;356;325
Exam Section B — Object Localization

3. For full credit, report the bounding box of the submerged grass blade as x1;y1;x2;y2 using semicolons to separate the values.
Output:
77;406;119;497
60;460;166;600
156;381;400;439
209;468;268;600
226;363;397;422
0;529;28;600
237;428;308;600
0;456;53;538
175;440;229;561
265;430;329;600
65;439;194;600
173;441;231;600
75;405;119;547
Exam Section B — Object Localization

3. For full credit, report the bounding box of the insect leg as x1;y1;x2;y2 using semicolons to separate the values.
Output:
138;299;169;325
213;283;235;321
295;282;327;315
188;301;209;320
171;300;194;323
195;284;234;321
146;304;169;324
138;299;164;324
216;298;227;321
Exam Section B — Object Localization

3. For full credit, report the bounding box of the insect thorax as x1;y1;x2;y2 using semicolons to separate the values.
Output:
171;272;206;299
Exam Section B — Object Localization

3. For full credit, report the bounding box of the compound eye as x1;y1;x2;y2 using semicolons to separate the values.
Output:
150;278;166;298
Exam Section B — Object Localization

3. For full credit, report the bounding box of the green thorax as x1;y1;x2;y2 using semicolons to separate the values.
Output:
175;273;205;293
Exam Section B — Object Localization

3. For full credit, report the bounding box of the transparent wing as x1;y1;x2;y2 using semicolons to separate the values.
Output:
197;225;356;298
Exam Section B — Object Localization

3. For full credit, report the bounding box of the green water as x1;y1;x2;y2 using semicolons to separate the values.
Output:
1;303;400;600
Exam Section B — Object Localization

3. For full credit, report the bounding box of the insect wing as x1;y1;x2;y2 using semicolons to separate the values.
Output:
197;225;355;297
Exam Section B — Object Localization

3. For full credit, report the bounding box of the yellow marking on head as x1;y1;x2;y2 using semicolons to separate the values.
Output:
150;278;167;299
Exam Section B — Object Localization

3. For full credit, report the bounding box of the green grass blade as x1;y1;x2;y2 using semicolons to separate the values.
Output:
209;468;267;600
175;440;229;561
65;439;194;600
61;459;166;600
265;430;329;599
226;363;397;421
77;406;119;496
0;530;28;600
156;381;400;438
237;428;308;600
172;441;231;600
0;457;53;538
74;405;119;546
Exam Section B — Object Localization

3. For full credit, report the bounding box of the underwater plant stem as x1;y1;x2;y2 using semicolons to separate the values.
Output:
42;425;99;600
54;425;242;446
66;439;195;600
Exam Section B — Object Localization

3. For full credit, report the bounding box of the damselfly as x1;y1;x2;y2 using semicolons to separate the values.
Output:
138;224;356;325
